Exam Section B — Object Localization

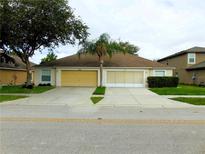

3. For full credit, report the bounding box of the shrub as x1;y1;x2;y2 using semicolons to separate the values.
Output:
199;82;205;87
147;77;179;88
22;84;34;89
38;83;51;86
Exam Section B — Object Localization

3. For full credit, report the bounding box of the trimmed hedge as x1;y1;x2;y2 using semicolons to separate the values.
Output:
147;77;179;88
38;83;51;86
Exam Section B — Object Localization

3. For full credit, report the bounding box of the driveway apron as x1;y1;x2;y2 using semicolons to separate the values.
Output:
1;87;195;108
3;87;95;106
99;88;194;108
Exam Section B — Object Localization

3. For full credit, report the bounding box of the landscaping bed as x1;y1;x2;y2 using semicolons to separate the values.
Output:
91;87;106;104
171;97;205;105
93;87;106;95
0;95;28;103
0;85;54;94
150;85;205;95
90;97;104;104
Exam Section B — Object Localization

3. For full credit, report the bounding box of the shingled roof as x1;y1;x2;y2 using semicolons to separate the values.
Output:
186;61;205;70
0;52;35;70
158;46;205;62
36;53;171;68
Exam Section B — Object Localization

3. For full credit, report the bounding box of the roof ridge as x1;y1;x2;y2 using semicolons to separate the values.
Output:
36;53;171;68
158;46;205;61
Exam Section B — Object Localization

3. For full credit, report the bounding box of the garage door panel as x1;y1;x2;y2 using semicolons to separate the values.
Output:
107;71;116;83
115;71;125;83
61;70;97;87
125;72;135;83
134;72;144;83
106;71;144;87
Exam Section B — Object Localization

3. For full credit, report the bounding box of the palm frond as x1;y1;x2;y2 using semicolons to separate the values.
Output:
77;33;139;60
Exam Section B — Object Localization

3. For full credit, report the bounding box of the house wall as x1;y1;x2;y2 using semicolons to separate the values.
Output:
0;69;27;85
103;68;173;87
149;69;173;76
195;53;205;65
34;68;56;86
34;67;173;87
187;70;205;85
159;53;205;84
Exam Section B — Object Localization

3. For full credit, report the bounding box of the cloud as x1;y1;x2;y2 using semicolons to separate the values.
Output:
31;0;205;63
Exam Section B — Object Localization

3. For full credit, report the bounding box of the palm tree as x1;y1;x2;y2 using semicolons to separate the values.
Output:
78;33;139;87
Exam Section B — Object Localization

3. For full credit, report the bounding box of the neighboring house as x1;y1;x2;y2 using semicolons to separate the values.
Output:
158;47;205;85
0;50;35;85
34;53;174;87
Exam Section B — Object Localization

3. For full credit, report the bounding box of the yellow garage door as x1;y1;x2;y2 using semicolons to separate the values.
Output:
61;70;98;87
107;71;144;87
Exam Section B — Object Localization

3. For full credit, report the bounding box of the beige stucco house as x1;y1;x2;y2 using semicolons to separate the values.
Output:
158;47;205;85
0;51;35;85
34;53;174;88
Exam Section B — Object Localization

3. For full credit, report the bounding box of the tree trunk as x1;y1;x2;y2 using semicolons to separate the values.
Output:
100;59;103;87
25;58;32;86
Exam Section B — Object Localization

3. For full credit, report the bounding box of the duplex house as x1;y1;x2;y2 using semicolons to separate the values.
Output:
158;47;205;85
0;50;35;85
34;53;174;87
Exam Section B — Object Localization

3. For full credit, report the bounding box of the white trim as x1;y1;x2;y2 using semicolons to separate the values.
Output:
35;66;175;70
40;69;52;84
36;67;174;87
106;83;144;88
153;70;166;76
97;69;100;86
187;53;196;64
56;69;61;86
57;68;99;71
143;70;146;86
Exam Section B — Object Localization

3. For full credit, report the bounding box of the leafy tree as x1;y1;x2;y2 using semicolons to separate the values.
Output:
0;0;89;86
118;41;140;54
41;51;57;64
78;33;139;87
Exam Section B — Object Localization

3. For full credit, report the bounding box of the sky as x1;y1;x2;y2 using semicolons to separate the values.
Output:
31;0;205;64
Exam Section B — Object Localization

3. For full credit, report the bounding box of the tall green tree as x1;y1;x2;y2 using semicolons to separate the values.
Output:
41;51;57;64
0;0;89;86
78;33;139;87
118;41;140;54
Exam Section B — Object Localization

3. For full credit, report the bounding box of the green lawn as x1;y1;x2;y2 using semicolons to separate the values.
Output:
171;97;205;105
0;86;55;94
90;97;104;104
93;87;106;95
0;95;28;103
150;85;205;95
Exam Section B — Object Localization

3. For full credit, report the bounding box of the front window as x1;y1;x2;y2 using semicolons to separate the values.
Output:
155;70;165;77
41;70;51;82
188;53;196;64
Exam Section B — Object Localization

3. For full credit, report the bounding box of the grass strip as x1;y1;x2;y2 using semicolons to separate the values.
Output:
93;87;106;95
0;95;28;103
90;97;104;104
150;85;205;95
0;86;54;94
171;97;205;105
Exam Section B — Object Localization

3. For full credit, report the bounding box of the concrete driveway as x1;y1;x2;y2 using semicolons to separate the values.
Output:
2;87;194;108
5;87;95;106
99;88;193;108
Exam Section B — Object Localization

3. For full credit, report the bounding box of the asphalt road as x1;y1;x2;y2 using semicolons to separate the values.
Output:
1;119;205;154
1;104;205;154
